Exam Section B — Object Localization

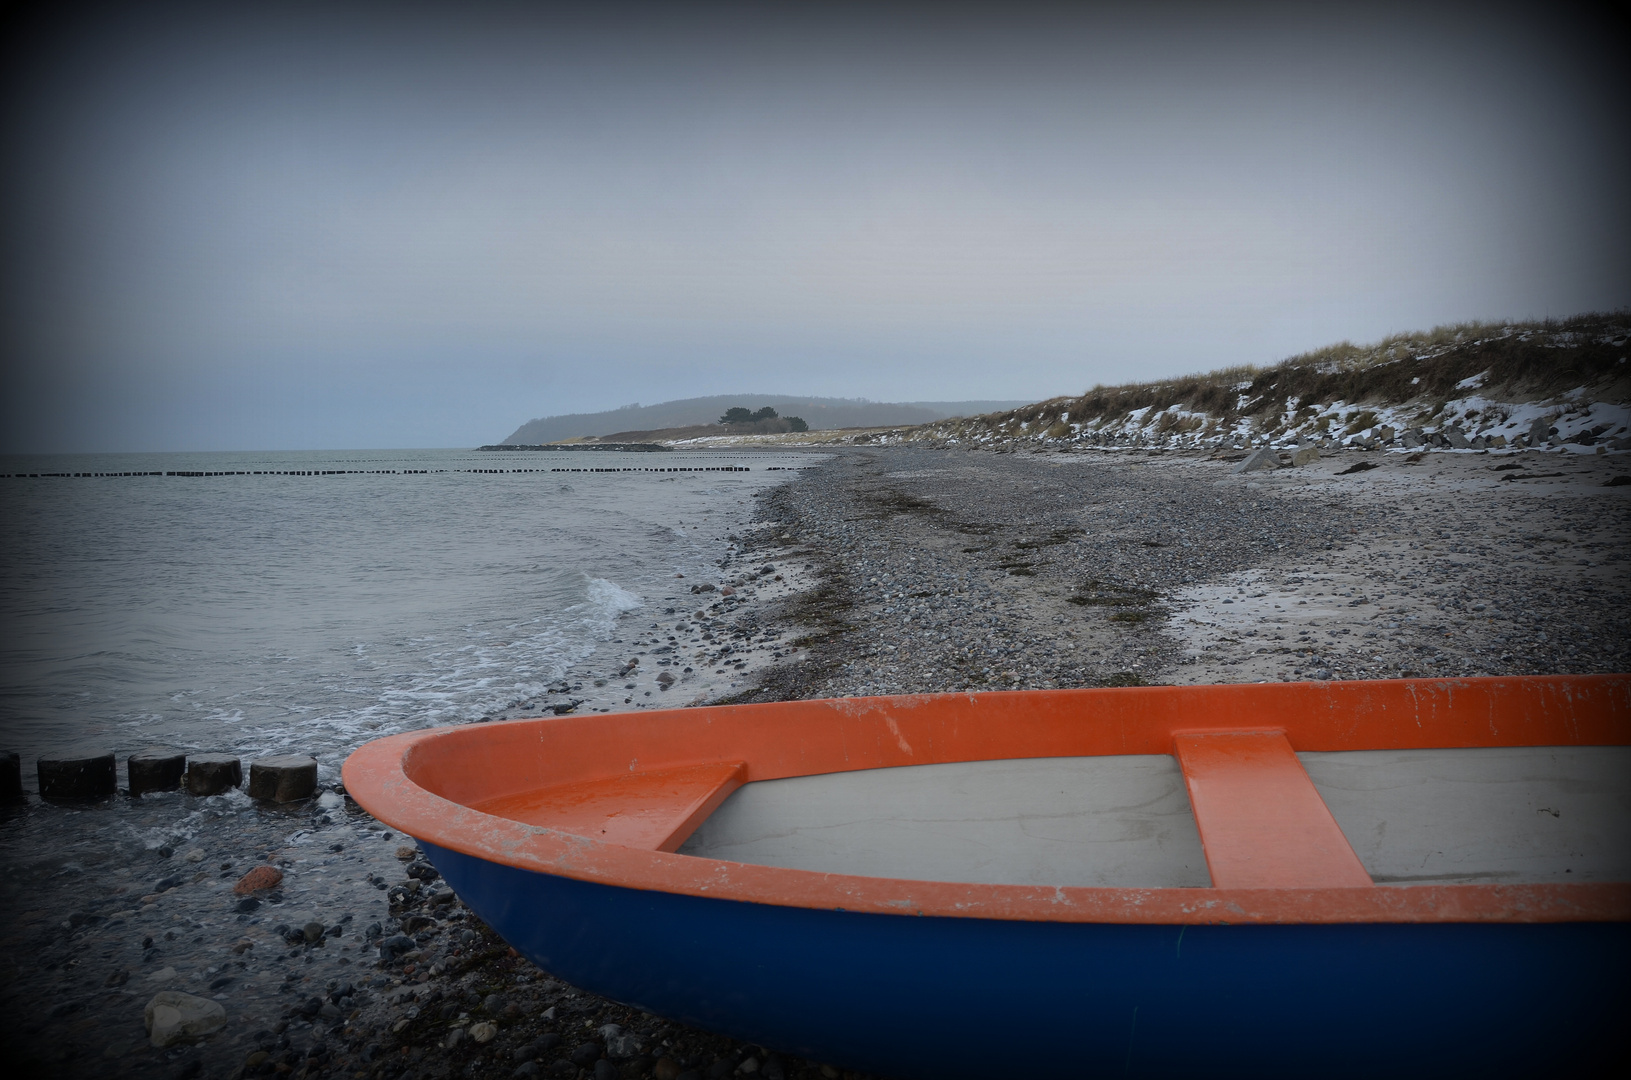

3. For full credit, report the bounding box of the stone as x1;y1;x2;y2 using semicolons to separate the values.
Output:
1528;416;1555;444
1443;429;1471;449
1488;434;1507;448
185;755;241;796
1231;447;1278;474
233;865;283;894
1400;429;1424;448
38;751;117;800
471;1021;498;1044
247;755;318;803
0;750;22;802
599;1024;643;1058
656;671;676;688
514;1063;541;1078
405;860;440;882
653;1058;683;1080
571;1042;604;1068
143;990;226;1047
302;921;324;942
378;934;416;960
1289;444;1320;467
128;749;186;796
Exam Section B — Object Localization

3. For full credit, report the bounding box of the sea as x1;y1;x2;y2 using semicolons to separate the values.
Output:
0;445;820;1066
0;446;819;776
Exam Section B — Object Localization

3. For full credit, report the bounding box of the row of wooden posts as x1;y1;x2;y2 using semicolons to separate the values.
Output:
0;749;320;804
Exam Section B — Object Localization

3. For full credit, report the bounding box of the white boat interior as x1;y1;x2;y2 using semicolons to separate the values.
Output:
675;747;1631;888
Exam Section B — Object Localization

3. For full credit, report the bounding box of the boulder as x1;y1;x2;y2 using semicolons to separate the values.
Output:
0;750;21;802
1443;429;1470;449
1290;445;1320;467
128;749;186;797
1230;447;1278;474
1400;429;1424;448
38;752;117;800
1527;416;1555;444
248;755;318;803
185;755;241;797
143;990;226;1047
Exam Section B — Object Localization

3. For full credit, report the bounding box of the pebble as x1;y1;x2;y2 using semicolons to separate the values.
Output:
143;990;226;1047
233;864;284;894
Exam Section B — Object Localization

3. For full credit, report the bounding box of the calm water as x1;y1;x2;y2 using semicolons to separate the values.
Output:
0;447;813;776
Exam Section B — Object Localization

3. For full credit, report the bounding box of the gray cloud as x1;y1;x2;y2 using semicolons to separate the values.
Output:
3;1;1627;451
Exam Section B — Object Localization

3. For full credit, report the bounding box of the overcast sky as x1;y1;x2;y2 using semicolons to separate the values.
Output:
2;1;1626;452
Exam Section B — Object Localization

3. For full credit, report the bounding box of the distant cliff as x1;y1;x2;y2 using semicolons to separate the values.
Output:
498;395;1029;445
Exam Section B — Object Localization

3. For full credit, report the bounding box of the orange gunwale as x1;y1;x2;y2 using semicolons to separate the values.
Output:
342;675;1631;925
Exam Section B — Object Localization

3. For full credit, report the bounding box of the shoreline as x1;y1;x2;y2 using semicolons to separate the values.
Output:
4;443;1627;1080
726;443;1628;702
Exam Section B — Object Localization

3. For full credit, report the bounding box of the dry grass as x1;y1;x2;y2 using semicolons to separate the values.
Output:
938;311;1628;438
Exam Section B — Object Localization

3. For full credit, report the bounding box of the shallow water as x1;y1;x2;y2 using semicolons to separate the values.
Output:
0;445;816;1075
0;447;810;770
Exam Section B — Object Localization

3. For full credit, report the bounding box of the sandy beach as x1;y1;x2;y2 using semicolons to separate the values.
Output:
5;442;1627;1080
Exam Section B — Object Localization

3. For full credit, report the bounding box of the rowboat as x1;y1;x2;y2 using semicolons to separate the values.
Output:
343;676;1630;1077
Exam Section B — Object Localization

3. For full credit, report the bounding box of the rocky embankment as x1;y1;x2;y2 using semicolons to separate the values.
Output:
790;315;1631;458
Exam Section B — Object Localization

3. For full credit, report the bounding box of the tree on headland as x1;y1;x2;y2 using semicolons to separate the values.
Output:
719;406;780;424
786;416;809;431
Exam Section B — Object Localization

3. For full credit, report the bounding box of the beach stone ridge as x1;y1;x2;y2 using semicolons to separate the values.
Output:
248;754;318;802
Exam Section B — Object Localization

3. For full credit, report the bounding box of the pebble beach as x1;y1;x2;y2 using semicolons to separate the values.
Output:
4;442;1627;1080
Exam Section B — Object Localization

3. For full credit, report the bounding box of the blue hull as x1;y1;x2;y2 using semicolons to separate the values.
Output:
423;843;1627;1078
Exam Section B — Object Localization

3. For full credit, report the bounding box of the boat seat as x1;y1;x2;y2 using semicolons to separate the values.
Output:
469;761;747;852
1174;730;1373;889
